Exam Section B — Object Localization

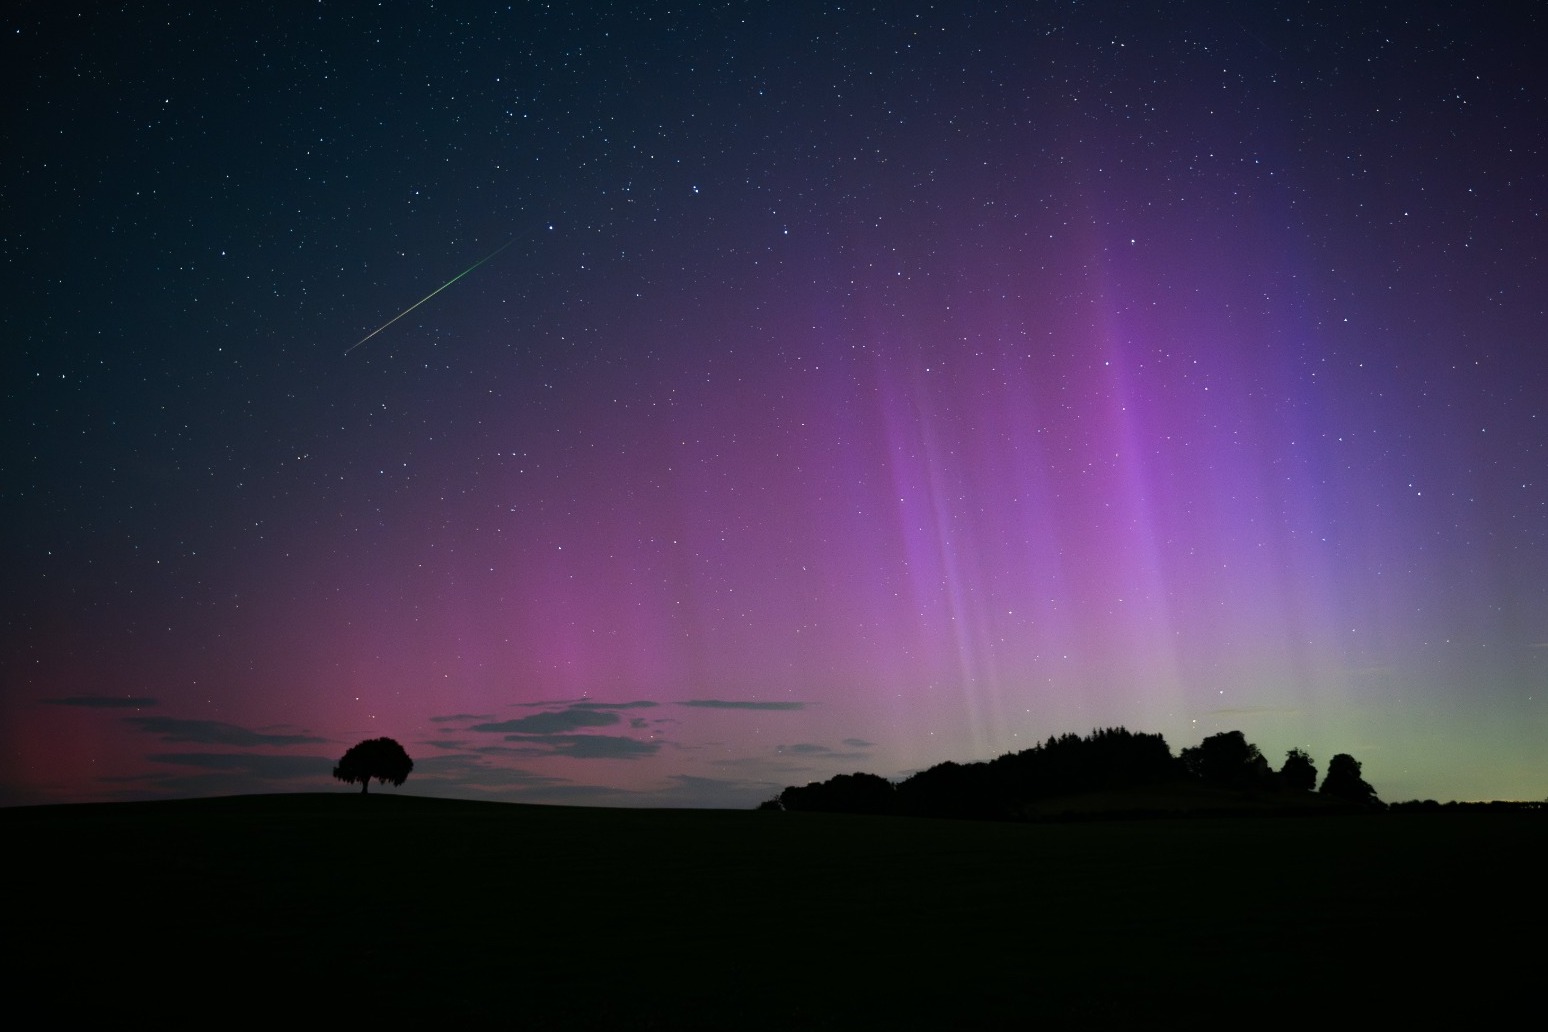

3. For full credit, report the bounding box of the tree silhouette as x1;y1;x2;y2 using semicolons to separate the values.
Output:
780;772;896;814
1280;748;1318;792
1319;752;1378;804
1180;731;1271;789
333;737;413;794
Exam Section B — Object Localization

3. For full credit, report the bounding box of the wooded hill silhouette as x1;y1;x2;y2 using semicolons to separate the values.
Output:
767;727;1385;820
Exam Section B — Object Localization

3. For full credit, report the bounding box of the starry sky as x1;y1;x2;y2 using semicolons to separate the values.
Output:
5;2;1545;809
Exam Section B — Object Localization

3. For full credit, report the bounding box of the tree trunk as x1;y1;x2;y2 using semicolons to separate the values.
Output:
361;779;368;794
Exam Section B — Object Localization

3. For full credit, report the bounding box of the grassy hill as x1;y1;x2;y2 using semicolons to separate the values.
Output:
9;793;1543;1026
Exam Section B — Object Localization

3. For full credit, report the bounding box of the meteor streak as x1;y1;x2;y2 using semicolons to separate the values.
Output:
345;240;513;354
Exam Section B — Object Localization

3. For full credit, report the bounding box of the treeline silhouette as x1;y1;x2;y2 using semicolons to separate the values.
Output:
766;727;1386;820
1388;799;1545;813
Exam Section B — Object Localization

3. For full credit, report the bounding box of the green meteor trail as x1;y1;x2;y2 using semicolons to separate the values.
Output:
345;240;513;354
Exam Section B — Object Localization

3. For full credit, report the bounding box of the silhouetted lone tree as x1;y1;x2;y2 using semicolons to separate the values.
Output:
1319;752;1378;804
334;737;413;794
1280;748;1318;792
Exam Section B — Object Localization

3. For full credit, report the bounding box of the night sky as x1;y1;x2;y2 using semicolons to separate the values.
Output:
5;2;1545;808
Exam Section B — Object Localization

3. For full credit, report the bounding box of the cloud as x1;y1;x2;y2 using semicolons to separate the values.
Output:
409;753;568;789
147;752;328;778
677;700;805;710
42;696;158;708
489;734;661;759
652;774;790;808
471;710;620;734
430;713;493;723
541;735;661;760
466;702;666;750
417;702;665;773
776;741;872;761
561;736;659;759
708;755;814;772
92;755;336;800
506;698;657;711
126;717;326;746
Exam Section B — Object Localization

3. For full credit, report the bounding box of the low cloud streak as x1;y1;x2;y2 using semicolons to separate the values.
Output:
678;700;805;711
127;717;326;747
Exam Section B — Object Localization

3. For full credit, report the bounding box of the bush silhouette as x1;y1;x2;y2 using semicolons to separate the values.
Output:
333;737;413;794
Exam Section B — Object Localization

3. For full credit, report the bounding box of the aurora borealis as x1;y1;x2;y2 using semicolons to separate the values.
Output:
4;2;1545;808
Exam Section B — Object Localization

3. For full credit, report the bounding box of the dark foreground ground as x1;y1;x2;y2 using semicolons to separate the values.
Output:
8;794;1543;1026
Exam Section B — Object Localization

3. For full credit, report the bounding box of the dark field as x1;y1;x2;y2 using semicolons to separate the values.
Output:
9;794;1543;1026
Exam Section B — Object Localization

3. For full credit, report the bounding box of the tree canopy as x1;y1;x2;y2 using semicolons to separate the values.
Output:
764;727;1384;820
1280;748;1318;792
1319;753;1379;804
780;727;1183;820
780;771;896;815
1179;731;1271;789
333;737;413;794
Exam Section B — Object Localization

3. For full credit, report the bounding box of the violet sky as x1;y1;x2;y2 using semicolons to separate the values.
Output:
5;2;1545;807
